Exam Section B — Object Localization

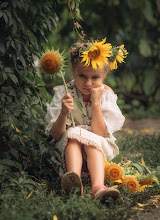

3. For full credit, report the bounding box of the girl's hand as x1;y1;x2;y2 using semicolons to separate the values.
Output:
91;85;104;105
61;93;74;117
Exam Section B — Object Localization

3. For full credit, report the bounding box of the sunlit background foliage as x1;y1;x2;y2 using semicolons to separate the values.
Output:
47;0;160;119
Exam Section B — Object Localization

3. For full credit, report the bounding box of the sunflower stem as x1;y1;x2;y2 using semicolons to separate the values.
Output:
60;71;75;128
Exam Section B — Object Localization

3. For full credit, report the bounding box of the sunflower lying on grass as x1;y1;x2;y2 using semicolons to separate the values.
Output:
104;158;159;193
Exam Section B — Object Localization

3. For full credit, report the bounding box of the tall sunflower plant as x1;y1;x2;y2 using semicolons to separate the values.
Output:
40;49;75;127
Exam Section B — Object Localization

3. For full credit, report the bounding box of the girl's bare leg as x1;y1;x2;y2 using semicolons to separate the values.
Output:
84;146;104;187
65;139;83;177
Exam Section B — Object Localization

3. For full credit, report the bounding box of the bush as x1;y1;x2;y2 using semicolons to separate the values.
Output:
0;0;67;180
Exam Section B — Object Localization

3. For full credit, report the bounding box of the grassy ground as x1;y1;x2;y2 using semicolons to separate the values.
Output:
0;133;160;220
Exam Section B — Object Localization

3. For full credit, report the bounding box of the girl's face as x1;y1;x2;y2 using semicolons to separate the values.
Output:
72;64;106;96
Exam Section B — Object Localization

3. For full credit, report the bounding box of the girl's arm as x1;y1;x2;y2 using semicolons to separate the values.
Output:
50;93;74;141
91;86;108;137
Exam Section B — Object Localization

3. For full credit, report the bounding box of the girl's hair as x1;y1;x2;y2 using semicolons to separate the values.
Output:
70;42;90;68
70;42;109;74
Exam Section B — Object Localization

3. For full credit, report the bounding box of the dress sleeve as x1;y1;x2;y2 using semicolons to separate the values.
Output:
45;86;66;134
101;91;125;136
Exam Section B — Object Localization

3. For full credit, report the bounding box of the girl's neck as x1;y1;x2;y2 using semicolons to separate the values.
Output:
82;94;91;102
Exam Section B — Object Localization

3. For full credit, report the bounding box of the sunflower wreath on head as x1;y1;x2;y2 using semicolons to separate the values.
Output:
80;38;128;70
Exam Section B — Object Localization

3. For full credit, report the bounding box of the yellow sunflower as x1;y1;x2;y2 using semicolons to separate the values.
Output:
109;59;117;70
104;163;124;183
40;49;65;77
122;176;139;192
40;48;75;128
139;176;158;186
81;38;112;70
109;45;128;70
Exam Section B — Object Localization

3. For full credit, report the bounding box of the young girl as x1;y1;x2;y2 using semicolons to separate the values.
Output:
45;42;125;200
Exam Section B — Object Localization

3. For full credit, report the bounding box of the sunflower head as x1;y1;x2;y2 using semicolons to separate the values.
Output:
40;49;65;77
109;45;128;70
122;176;139;192
139;179;153;186
80;38;112;70
138;174;159;186
104;163;124;183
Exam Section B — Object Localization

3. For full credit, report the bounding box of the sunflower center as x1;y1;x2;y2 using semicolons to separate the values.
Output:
127;181;136;190
88;49;100;60
110;169;119;178
42;52;60;74
139;179;152;186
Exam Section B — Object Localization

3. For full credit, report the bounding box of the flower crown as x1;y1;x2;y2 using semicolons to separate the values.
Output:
80;38;128;70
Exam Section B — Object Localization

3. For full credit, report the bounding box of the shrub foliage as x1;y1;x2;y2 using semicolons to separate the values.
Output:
0;0;65;180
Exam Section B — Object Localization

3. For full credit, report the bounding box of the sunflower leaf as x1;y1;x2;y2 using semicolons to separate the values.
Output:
111;153;122;164
130;162;148;174
74;98;87;116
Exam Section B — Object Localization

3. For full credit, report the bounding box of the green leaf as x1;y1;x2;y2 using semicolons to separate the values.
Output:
31;96;39;105
130;162;145;174
38;86;52;103
13;108;22;116
155;89;160;102
5;10;12;26
19;55;26;67
24;88;31;94
8;73;19;84
4;67;12;73
143;1;157;26
10;148;19;159
0;159;16;168
1;2;8;9
2;11;8;25
143;70;156;95
111;153;122;164
9;86;16;96
32;105;43;117
74;98;87;116
156;166;160;175
15;161;22;170
123;73;136;91
17;42;22;54
139;39;152;57
0;42;6;54
35;75;45;86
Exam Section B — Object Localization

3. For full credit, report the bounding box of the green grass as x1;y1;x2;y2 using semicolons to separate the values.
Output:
117;133;160;168
0;133;160;220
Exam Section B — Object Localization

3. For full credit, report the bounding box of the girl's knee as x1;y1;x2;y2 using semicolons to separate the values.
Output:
84;145;104;156
68;138;81;146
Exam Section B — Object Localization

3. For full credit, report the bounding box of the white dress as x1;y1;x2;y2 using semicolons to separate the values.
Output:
45;80;125;177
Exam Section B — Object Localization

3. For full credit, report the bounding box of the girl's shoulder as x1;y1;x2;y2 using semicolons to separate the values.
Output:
53;85;66;98
103;84;114;93
53;84;64;91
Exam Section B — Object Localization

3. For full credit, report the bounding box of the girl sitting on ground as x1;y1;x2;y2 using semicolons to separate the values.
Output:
45;39;125;200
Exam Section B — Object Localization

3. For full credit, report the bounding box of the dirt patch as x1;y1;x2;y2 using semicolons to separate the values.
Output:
123;117;160;131
135;196;160;220
114;117;160;219
115;117;160;137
